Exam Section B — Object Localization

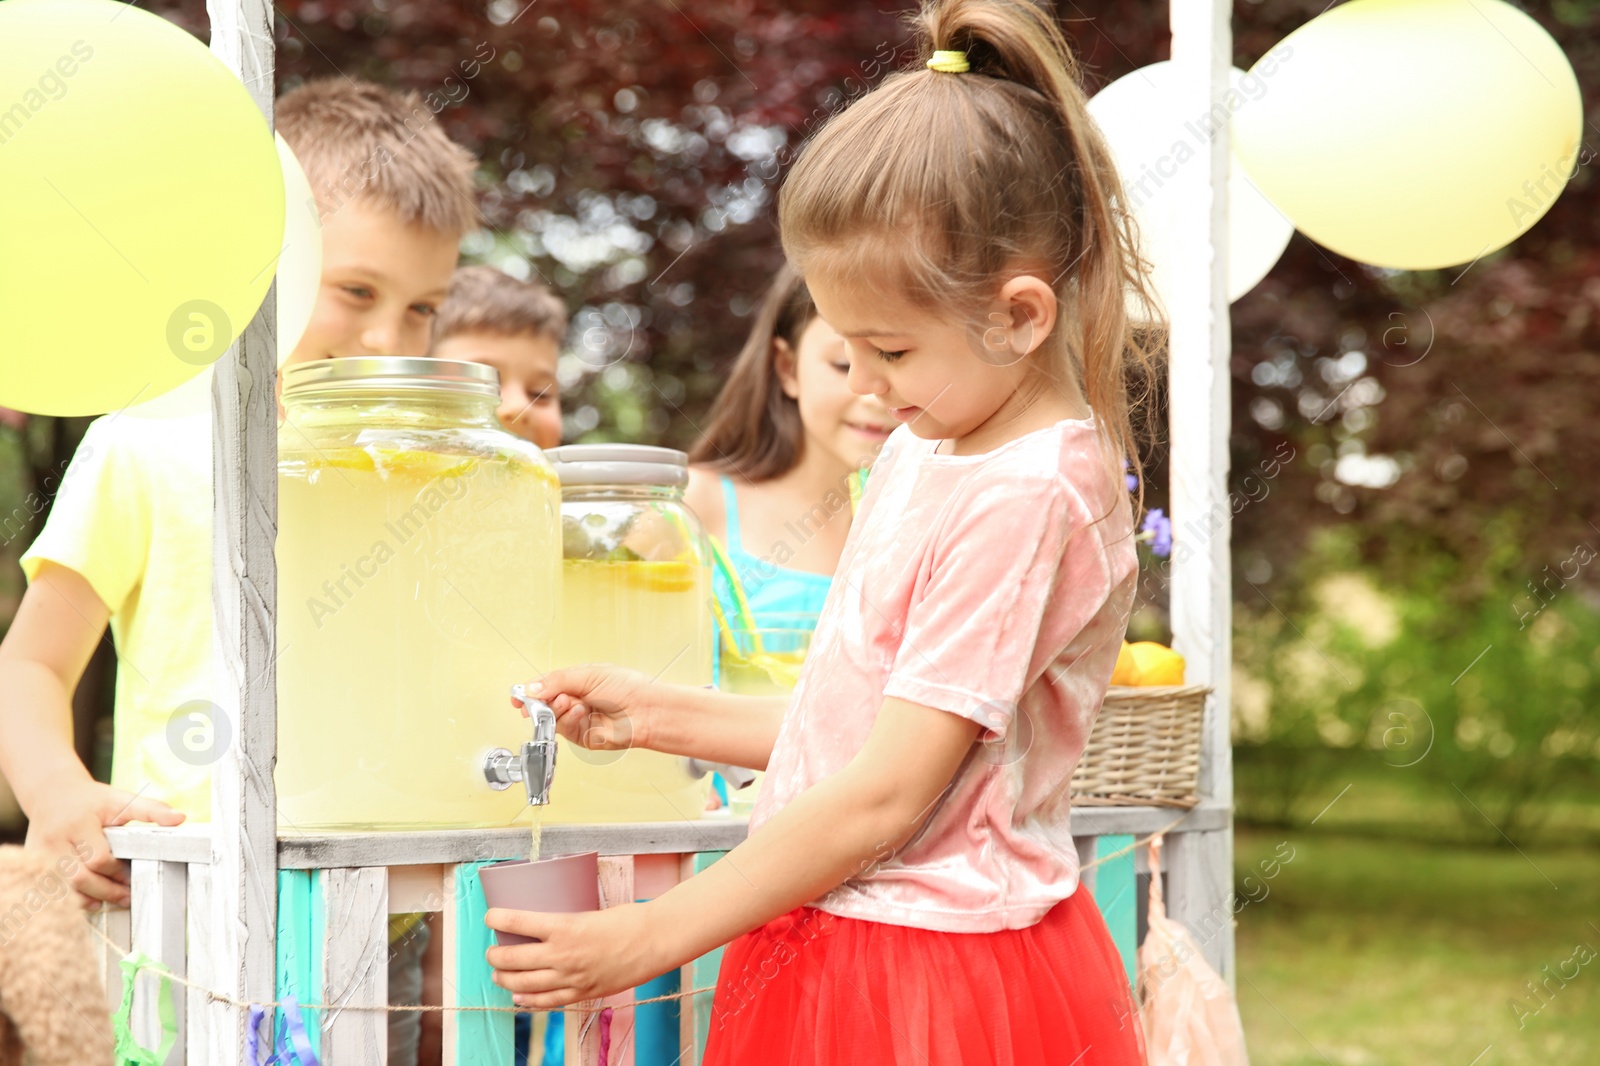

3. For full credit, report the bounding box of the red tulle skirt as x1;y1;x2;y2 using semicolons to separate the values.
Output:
702;888;1148;1065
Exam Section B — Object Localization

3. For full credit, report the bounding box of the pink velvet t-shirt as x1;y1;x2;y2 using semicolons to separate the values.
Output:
748;417;1138;933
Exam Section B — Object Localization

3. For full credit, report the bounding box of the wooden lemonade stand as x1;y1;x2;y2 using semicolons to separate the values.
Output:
102;1;1239;1062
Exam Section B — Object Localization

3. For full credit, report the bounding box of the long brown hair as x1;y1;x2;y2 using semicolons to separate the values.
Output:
777;0;1162;507
688;262;819;481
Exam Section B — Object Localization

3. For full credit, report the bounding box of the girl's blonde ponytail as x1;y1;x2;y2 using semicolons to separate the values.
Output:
781;0;1162;512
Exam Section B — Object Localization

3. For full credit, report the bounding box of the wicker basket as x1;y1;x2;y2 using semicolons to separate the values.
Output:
1070;684;1211;808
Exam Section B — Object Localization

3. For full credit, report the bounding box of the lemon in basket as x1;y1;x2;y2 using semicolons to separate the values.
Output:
1128;642;1185;686
1111;641;1141;685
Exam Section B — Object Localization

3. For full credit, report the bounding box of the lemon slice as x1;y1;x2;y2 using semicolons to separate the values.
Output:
624;560;697;593
306;447;377;472
369;447;479;480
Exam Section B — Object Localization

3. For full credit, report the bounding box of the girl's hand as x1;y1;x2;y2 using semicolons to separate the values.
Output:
485;902;672;1009
516;666;657;752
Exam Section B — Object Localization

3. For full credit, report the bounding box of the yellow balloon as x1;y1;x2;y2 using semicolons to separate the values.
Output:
1232;0;1581;271
126;136;323;419
0;0;284;416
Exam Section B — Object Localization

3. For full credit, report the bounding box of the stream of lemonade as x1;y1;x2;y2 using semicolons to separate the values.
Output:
276;444;560;831
540;557;715;823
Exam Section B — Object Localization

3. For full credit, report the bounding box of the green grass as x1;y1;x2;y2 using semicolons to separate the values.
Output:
1234;827;1600;1066
1235;748;1600;848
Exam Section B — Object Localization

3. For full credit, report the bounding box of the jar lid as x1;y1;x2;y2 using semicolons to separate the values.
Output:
281;357;501;400
545;444;689;488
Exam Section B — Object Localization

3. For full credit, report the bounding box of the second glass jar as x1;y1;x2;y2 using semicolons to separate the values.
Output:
542;444;715;823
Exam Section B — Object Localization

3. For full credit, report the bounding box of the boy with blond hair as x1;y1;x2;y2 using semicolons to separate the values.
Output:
431;264;568;449
0;76;478;1065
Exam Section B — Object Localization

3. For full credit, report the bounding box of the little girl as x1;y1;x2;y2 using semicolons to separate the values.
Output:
685;264;894;629
489;1;1157;1060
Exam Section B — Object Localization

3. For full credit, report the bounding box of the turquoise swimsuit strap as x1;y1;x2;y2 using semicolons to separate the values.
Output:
719;475;743;553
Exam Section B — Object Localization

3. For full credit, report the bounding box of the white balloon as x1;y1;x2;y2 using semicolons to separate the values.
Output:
275;133;322;369
1087;61;1295;321
127;134;322;419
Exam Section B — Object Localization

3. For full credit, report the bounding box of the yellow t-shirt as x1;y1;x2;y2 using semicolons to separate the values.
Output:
21;411;215;820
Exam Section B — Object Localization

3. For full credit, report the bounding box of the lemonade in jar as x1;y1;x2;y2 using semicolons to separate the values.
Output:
275;358;560;831
543;445;716;823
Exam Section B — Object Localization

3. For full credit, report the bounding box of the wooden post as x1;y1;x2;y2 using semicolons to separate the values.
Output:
130;860;188;1064
205;0;280;1055
94;906;132;1012
1167;1;1236;985
321;868;390;1058
183;866;215;1063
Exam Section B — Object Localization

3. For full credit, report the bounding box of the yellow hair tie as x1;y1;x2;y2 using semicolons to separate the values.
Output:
926;49;970;74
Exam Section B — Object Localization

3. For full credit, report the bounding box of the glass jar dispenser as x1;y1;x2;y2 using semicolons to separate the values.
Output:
275;357;560;831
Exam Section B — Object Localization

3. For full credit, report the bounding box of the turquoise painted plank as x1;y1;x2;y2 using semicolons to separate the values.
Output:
455;862;516;1066
275;870;324;1062
633;970;679;1066
690;852;729;1060
1093;834;1138;990
633;889;680;1066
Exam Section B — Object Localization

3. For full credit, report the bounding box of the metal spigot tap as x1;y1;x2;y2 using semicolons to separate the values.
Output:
484;684;558;806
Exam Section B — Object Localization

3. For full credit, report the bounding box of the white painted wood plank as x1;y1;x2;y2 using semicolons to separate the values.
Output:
106;825;214;865
278;820;752;869
205;0;281;1055
1167;0;1237;990
94;905;132;1012
272;808;1224;870
1069;802;1228;837
113;812;1224;871
321;867;389;1061
1163;828;1234;980
568;857;634;1066
184;866;221;1064
130;860;187;1065
1074;836;1099;895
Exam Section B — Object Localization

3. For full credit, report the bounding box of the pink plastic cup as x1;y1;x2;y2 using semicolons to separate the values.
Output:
478;851;600;946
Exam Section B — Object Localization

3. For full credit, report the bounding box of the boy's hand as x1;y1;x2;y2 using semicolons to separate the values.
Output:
485;901;672;1009
24;780;185;909
515;666;657;753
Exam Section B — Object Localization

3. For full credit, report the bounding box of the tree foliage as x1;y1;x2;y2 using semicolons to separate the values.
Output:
66;0;1600;592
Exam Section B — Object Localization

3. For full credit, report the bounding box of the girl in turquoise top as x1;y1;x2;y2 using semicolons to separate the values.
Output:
685;263;892;629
